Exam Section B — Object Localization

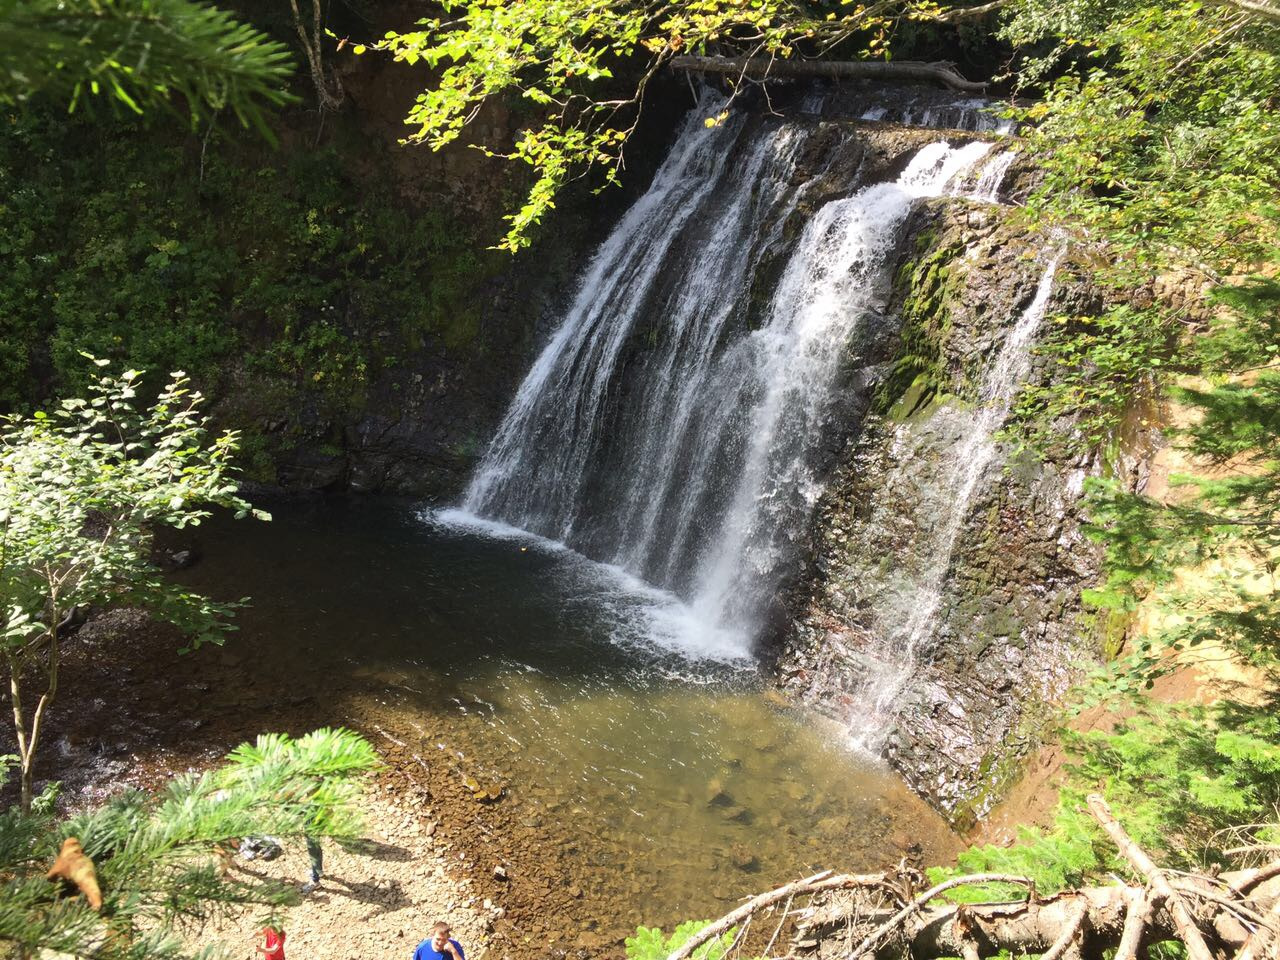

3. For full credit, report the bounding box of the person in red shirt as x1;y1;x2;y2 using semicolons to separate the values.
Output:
256;926;286;960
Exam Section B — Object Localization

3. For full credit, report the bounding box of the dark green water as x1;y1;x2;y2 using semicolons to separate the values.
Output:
180;497;957;932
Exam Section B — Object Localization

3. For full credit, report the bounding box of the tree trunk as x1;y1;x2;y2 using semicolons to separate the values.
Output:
10;616;61;814
668;56;989;93
288;0;343;112
8;653;32;813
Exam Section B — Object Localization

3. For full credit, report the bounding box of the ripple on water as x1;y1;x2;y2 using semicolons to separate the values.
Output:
425;507;755;666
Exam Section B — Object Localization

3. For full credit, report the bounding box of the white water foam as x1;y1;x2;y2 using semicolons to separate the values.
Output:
425;508;751;664
860;98;1015;135
456;100;995;664
951;148;1019;204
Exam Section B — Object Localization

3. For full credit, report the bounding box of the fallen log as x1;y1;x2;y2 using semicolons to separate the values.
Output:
668;56;988;93
846;873;1036;959
666;871;888;960
800;885;1249;958
681;858;1276;958
1087;794;1216;960
673;791;1279;960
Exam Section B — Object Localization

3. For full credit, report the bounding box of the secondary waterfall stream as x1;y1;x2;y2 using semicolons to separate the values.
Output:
848;253;1064;747
459;99;1002;659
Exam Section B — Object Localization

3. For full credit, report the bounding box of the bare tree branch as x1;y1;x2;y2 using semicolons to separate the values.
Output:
1086;794;1216;960
1114;890;1153;960
918;0;1015;22
1216;0;1280;22
668;55;989;93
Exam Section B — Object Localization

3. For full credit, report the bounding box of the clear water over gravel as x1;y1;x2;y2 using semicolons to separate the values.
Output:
181;498;957;932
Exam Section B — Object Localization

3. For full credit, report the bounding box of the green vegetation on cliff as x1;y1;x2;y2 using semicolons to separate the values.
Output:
0;110;489;417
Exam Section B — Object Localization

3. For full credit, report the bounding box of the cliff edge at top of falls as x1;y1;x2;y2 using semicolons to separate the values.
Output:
774;196;1141;828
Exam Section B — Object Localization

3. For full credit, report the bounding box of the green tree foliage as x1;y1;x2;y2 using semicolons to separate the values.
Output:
0;0;294;132
988;7;1280;888
1005;0;1280;450
0;727;379;959
933;697;1280;896
1081;277;1280;683
373;0;989;250
626;920;738;960
0;362;264;810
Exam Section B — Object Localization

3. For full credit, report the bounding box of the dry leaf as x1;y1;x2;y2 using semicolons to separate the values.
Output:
46;837;103;911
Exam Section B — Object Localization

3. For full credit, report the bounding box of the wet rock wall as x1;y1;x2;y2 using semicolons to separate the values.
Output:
776;201;1107;826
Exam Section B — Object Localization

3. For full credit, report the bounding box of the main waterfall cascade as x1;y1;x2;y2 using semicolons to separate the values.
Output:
457;98;1015;648
448;89;1055;747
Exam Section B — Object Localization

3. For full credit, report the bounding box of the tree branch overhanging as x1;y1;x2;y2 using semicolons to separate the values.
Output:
668;55;989;93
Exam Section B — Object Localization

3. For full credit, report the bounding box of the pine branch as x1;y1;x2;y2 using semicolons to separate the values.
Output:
0;0;295;130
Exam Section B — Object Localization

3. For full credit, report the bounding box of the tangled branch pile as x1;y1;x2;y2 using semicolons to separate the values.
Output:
671;796;1280;960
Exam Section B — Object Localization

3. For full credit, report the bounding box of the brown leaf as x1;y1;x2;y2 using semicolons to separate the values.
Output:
46;837;103;911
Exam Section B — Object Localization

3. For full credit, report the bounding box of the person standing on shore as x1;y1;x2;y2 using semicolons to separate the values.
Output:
256;926;286;960
413;921;464;960
300;835;323;895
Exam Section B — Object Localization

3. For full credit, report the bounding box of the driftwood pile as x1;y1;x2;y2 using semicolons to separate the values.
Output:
668;796;1280;960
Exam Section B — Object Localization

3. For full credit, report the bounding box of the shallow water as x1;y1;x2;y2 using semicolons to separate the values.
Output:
180;497;957;932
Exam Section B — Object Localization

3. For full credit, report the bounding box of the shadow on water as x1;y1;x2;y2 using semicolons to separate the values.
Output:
178;496;958;933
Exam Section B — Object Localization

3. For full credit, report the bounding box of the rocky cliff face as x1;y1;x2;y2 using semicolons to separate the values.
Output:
776;200;1106;826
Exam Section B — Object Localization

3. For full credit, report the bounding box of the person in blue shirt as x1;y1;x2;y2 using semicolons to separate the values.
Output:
414;921;464;960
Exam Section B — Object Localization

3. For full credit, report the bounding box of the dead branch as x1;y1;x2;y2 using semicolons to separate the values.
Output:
1226;845;1280;857
751;872;1266;959
1214;0;1280;22
668;56;988;93
667;871;837;960
1233;860;1280;894
847;874;1035;959
1087;794;1217;960
1037;899;1089;960
681;806;1276;960
1235;895;1280;960
919;0;1015;22
1114;890;1152;960
903;888;1130;959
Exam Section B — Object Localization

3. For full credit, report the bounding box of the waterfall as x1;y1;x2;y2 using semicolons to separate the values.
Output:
972;149;1019;202
456;99;995;657
858;97;1015;135
848;253;1064;747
